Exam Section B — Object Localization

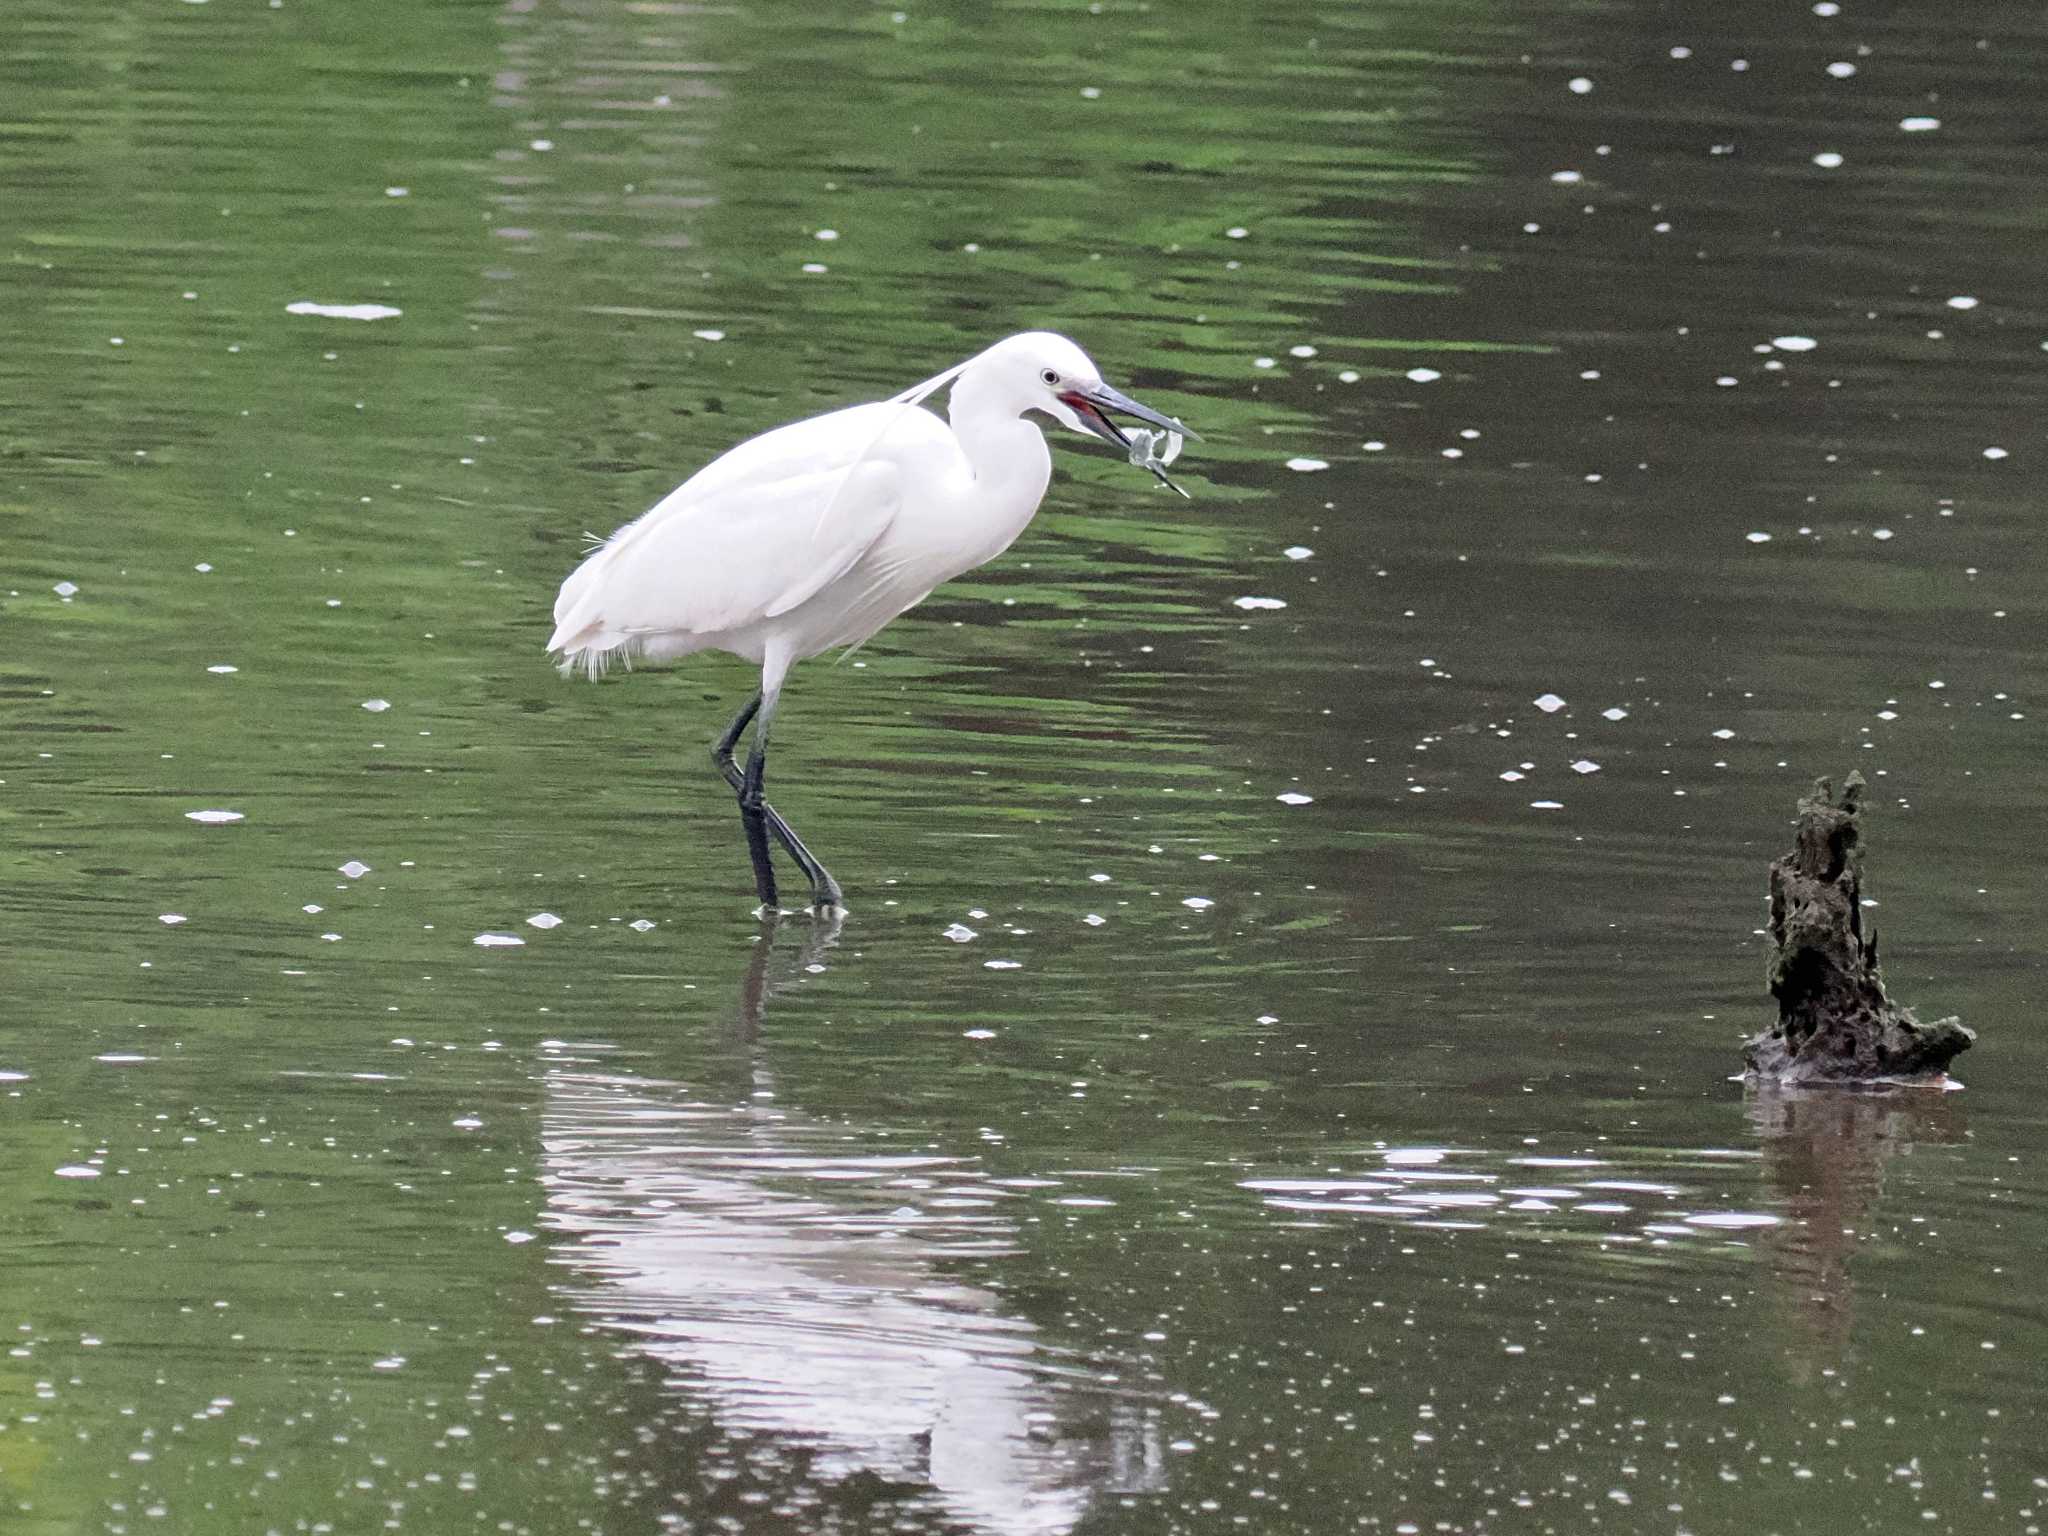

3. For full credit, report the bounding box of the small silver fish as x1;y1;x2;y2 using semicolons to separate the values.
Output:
1125;425;1191;498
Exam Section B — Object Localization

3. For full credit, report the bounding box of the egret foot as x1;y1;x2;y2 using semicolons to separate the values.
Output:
806;868;845;915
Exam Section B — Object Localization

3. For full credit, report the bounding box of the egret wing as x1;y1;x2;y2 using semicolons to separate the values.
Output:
548;433;904;660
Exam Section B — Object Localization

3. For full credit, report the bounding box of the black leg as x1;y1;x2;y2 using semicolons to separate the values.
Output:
708;692;845;912
711;692;762;777
712;693;777;906
738;778;779;910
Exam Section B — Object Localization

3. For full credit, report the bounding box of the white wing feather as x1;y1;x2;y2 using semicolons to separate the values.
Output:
548;403;926;668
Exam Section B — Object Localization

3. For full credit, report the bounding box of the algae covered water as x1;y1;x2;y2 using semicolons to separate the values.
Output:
4;1;2047;1531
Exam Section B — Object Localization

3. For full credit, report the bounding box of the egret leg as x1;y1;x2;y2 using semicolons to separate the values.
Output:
709;692;844;912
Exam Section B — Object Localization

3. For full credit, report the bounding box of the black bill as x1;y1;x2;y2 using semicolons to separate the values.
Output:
1060;381;1193;446
1058;381;1200;495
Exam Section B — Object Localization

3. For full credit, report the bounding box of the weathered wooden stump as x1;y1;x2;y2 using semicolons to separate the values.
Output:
1743;773;1973;1084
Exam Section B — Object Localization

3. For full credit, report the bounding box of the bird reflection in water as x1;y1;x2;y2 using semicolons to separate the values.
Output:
1748;1084;1965;1380
538;915;1166;1533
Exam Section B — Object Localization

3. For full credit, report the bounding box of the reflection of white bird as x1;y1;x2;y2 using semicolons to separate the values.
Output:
547;331;1195;912
540;1058;1166;1534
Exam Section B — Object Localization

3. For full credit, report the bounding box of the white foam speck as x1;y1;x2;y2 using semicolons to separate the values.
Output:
1602;707;1628;721
628;918;656;931
1283;545;1313;560
55;1165;101;1179
1530;799;1565;810
474;933;524;948
504;1229;536;1243
1983;446;2009;460
984;959;1023;970
1182;896;1215;910
1225;226;1249;239
1685;1211;1780;1229
814;228;839;241
1533;693;1567;713
1812;151;1844;168
1712;727;1735;739
527;912;563;929
1082;913;1105;926
286;301;402;321
1233;596;1288;611
1946;295;1979;310
158;914;187;925
1285;457;1329;472
1568;77;1593;94
692;328;725;341
1500;770;1525;782
943;923;977;942
186;809;244;824
207;664;238;674
338;860;371;878
1826;61;1856;77
52;580;79;598
1571;759;1601;775
361;698;391;712
1771;335;1817;352
1406;366;1442;382
1746;531;1772;543
1289;344;1317;358
1550;170;1583;185
1276;791;1314;806
1900;116;1941;132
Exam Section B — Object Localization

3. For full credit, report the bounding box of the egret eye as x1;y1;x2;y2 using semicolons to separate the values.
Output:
1040;368;1060;386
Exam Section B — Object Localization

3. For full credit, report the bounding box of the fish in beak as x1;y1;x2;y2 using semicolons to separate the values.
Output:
1058;381;1201;496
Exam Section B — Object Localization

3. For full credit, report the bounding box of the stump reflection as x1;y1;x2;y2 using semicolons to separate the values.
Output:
1747;1085;1965;1379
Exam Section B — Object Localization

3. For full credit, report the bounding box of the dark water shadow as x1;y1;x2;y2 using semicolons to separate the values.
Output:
1747;1084;1966;1381
536;917;1167;1533
727;910;845;1053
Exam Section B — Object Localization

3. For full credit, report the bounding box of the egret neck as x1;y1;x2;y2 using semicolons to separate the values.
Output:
947;360;1055;561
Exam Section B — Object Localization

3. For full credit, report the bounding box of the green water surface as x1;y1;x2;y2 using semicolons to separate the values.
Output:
4;1;2046;1532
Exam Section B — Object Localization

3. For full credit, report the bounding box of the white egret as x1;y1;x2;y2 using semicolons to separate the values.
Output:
547;330;1196;912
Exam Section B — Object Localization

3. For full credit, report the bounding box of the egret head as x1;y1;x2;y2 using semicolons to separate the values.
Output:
979;331;1193;454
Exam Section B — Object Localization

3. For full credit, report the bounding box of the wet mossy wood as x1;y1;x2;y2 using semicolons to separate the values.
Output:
1744;774;1973;1084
